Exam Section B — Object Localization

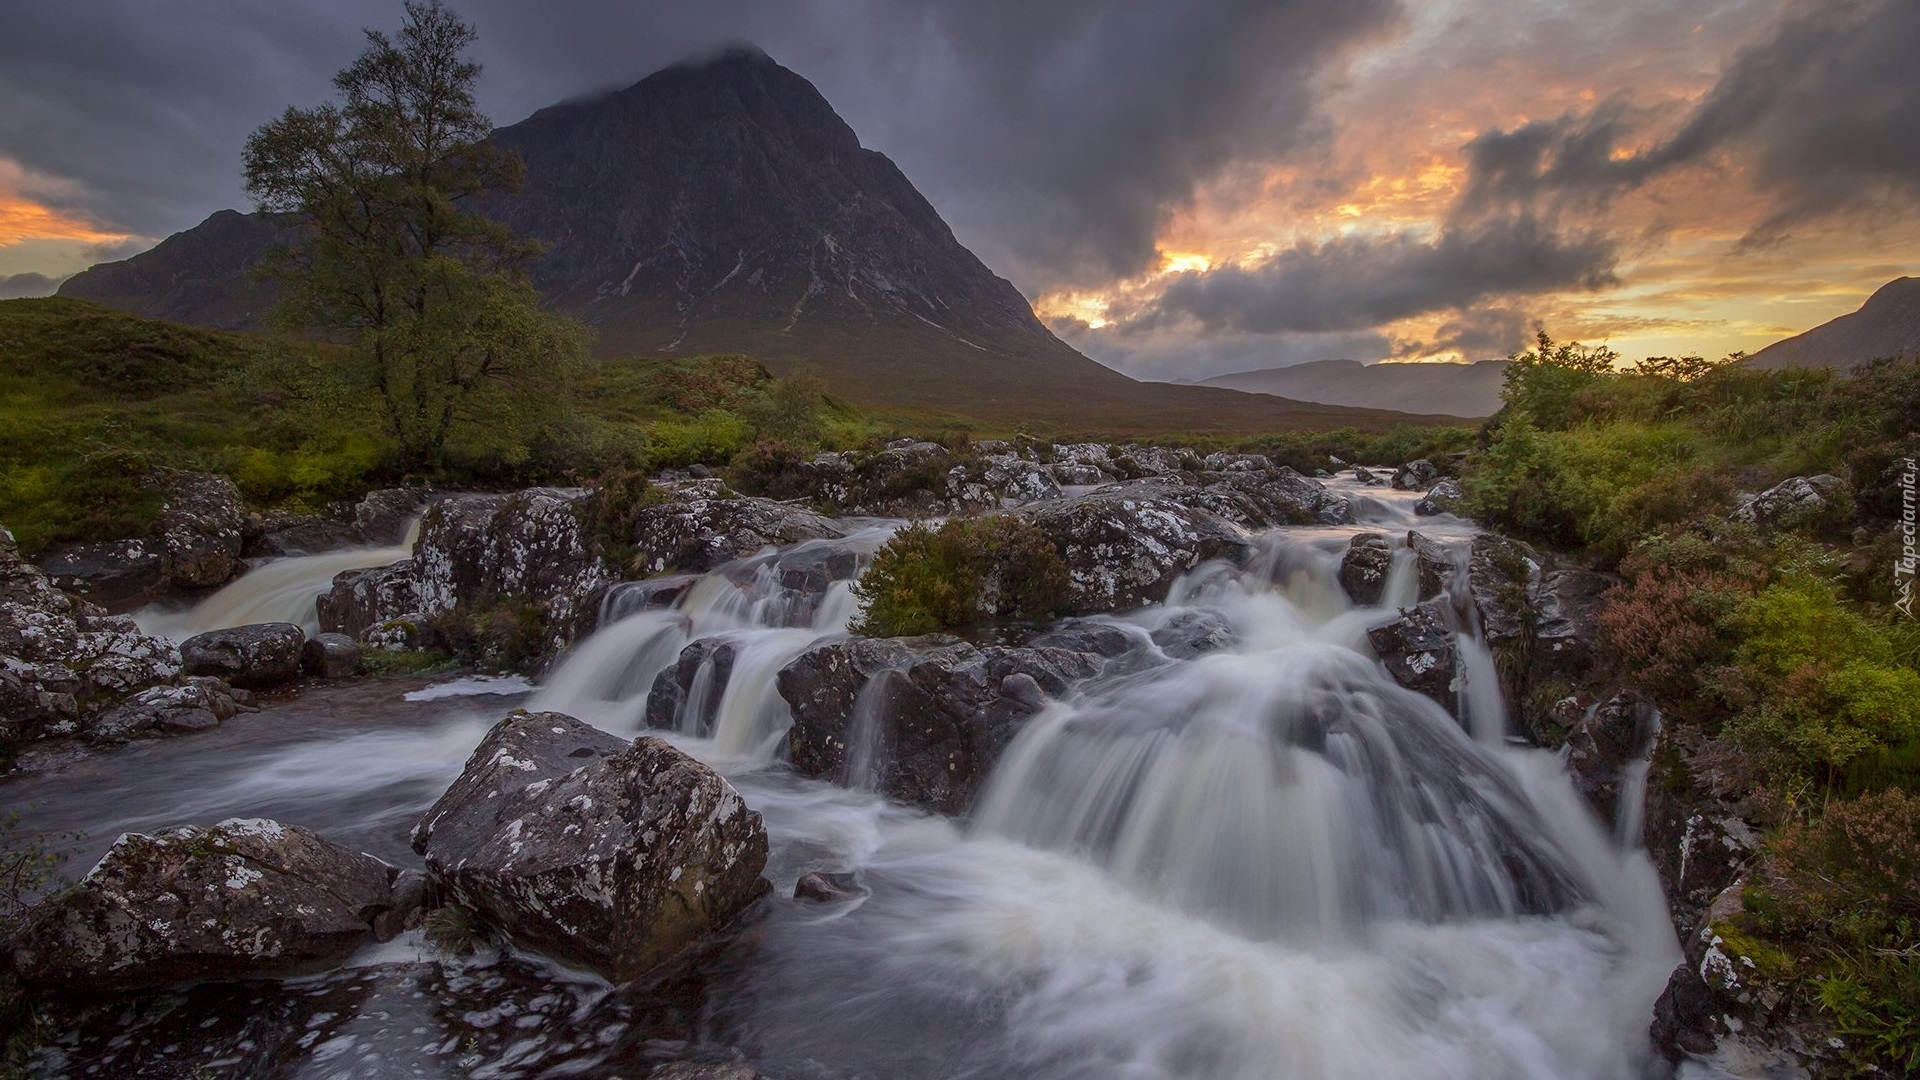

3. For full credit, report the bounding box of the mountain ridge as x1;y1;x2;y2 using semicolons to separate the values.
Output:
1743;277;1920;371
1197;358;1508;418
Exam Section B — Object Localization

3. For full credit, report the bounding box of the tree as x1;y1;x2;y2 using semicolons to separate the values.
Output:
243;0;583;472
1500;329;1620;430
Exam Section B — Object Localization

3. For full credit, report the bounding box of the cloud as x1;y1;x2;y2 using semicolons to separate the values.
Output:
1656;0;1920;238
0;271;63;299
1114;214;1616;336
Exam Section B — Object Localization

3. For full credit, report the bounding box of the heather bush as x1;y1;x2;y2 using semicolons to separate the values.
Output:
853;516;1071;637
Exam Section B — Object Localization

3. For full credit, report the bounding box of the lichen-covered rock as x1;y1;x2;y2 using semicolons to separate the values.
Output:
1017;483;1255;614
38;539;168;610
1730;474;1854;533
180;622;306;688
156;471;250;589
85;679;247;744
412;712;769;983
1392;459;1441;491
301;632;362;678
11;818;396;992
1192;455;1353;527
414;490;615;643
1366;598;1456;709
0;526;188;750
630;481;845;575
778;637;1102;814
316;560;417;641
1531;568;1611;680
1339;534;1395;607
352;486;432;544
1414;479;1467;517
791;442;1062;515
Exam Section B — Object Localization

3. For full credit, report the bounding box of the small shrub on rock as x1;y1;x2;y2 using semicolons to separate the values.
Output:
853;516;1070;637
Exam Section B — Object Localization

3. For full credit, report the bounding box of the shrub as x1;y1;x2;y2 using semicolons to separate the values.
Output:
727;438;816;501
585;467;667;573
854;516;1071;637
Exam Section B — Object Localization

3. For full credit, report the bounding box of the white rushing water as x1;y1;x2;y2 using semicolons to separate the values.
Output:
132;517;422;639
18;479;1682;1078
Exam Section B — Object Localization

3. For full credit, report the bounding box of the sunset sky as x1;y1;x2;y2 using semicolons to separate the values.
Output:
2;0;1915;380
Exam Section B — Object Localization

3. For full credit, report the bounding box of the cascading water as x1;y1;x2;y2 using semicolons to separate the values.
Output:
8;479;1685;1078
132;517;423;638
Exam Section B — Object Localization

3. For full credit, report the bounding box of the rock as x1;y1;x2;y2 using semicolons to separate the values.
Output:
1339;534;1395;607
1406;530;1454;600
645;638;738;735
414;490;616;645
317;560;418;641
412;712;769;983
1149;608;1236;659
1351;466;1385;486
39;539;168;610
1466;534;1542;648
157;471;250;589
84;681;237;743
1531;569;1611;681
631;481;845;575
0;527;187;749
352;487;432;544
251;518;362;557
11;818;396;992
793;870;866;903
360;613;430;652
1028;620;1140;658
1414;479;1467;517
1195;455;1353;526
1392;459;1441;491
180;622;306;688
373;869;431;942
652;1064;763;1080
1050;462;1111;486
1018;483;1255;614
1729;473;1854;533
1561;692;1657;826
778;637;1101;814
1650;881;1825;1073
302;632;362;678
1366;598;1457;710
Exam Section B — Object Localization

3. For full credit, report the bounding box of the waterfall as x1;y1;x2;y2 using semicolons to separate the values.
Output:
134;518;422;638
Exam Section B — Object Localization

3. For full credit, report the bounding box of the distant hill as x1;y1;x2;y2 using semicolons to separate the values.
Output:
59;49;1456;434
1197;359;1508;418
1744;277;1920;371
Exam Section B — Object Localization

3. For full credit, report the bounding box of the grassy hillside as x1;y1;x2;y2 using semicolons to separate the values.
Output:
1462;339;1920;1072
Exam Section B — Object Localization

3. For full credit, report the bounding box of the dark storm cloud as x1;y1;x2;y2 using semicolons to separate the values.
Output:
1121;214;1615;336
0;271;63;299
1656;0;1920;238
1416;307;1531;361
0;0;1401;293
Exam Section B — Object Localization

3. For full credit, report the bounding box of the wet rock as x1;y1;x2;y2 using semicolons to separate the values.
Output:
1028;620;1140;658
251;518;362;557
302;632;362;678
12;817;396;992
1531;569;1611;681
414;489;616;646
1018;482;1255;614
85;680;241;743
1466;533;1542;648
1392;459;1441;491
1351;466;1385;486
352;486;432;544
645;638;738;735
1561;691;1657;825
1339;533;1395;607
180;622;306;688
38;539;168;610
1195;455;1353;526
1729;473;1854;533
1406;530;1454;600
317;559;418;641
778;637;1102;814
584;574;701;637
631;481;845;574
1150;608;1236;659
1366;598;1456;709
1414;479;1467;517
373;869;430;942
793;870;867;903
413;711;769;983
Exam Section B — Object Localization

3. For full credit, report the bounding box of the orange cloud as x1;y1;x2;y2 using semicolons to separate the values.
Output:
0;193;126;247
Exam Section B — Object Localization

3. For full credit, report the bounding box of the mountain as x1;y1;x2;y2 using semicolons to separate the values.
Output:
1744;277;1920;371
60;48;1456;432
1198;359;1508;418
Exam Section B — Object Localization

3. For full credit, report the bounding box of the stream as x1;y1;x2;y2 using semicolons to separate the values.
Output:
4;481;1686;1079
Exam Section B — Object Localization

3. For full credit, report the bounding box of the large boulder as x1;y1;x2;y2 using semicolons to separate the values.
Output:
301;632;361;678
351;486;432;544
1730;474;1854;533
180;622;306;688
778;637;1102;814
1466;533;1543;648
0;526;188;750
11;818;398;992
788;442;1062;515
1366;598;1457;709
412;712;769;983
630;481;845;575
37;539;168;611
85;678;249;744
414;490;615;638
1017;482;1255;614
156;471;250;589
1339;534;1395;607
1414;479;1467;517
316;560;417;640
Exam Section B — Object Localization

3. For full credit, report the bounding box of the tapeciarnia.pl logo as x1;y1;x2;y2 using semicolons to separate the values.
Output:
1899;457;1917;618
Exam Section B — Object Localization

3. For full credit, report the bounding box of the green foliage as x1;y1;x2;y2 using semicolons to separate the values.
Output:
423;903;489;955
243;0;586;472
427;597;549;669
854;516;1071;637
1499;330;1622;430
357;647;456;676
585;467;666;574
